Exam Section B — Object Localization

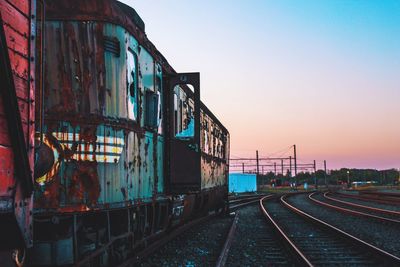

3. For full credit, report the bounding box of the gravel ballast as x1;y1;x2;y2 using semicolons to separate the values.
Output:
139;215;233;266
226;203;294;266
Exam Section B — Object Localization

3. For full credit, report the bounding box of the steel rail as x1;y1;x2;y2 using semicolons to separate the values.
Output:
229;195;266;205
324;192;400;216
228;193;264;200
334;191;400;206
309;192;400;224
282;193;400;264
230;194;272;210
259;196;313;267
215;212;239;267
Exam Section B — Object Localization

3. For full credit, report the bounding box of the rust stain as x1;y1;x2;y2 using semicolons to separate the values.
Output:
35;175;61;208
69;161;100;205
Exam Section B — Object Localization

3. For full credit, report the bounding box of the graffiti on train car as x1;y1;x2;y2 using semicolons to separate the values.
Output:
33;19;165;212
200;111;229;189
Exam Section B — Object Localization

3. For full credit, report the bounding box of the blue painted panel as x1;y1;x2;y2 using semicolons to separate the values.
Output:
229;173;257;193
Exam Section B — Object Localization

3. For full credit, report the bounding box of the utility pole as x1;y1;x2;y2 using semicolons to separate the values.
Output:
262;165;264;175
294;145;297;188
274;162;277;175
314;160;317;189
281;159;284;175
289;156;292;176
347;170;350;188
324;160;327;186
256;150;259;175
242;163;244;174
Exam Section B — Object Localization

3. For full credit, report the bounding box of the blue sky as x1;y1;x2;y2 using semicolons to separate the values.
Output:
120;0;400;170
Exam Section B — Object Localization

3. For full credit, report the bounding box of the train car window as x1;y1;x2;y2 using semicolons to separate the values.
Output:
127;49;138;121
204;129;209;153
144;90;159;129
174;85;195;140
155;65;163;134
174;94;178;135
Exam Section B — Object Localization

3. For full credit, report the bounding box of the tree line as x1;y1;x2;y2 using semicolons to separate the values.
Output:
257;168;400;186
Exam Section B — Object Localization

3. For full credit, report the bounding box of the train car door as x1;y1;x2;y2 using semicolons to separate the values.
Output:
167;73;201;194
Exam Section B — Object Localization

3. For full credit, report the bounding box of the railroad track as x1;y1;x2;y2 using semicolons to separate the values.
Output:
224;196;295;266
311;191;400;223
215;194;275;266
328;191;400;211
215;212;239;267
119;194;265;266
259;194;400;266
229;194;271;210
334;191;400;206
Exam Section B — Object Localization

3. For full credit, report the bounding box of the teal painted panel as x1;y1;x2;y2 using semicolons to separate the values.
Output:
36;21;166;211
36;122;155;207
125;131;140;200
95;124;127;203
157;136;164;193
139;131;155;198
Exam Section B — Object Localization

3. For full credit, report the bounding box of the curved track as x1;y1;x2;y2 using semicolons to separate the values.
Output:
309;192;400;224
323;192;400;217
260;194;400;266
335;191;400;206
229;194;271;210
225;201;296;266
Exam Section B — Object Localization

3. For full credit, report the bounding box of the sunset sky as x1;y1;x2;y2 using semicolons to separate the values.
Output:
120;0;400;170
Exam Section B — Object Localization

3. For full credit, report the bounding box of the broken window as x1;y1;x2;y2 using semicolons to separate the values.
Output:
127;49;138;121
155;64;163;134
174;85;195;140
144;90;159;129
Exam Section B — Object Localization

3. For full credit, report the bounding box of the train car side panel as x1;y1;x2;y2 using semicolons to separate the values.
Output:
0;0;35;248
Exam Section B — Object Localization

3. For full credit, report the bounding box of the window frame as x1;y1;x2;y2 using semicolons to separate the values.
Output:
126;47;139;121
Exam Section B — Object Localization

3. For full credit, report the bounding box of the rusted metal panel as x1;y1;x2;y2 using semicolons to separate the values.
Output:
35;19;165;211
34;122;162;209
3;23;29;57
35;123;127;207
200;110;229;190
44;21;105;115
14;75;30;101
0;1;30;37
44;0;176;76
104;23;128;118
6;48;29;80
0;0;35;248
5;0;30;15
0;146;14;198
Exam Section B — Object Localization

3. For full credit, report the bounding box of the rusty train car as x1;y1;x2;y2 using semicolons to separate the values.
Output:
0;0;229;266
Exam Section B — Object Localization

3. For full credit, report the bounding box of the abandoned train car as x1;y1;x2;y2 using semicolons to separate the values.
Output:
0;0;229;265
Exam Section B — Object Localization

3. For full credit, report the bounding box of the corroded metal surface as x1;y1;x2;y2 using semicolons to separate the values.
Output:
35;15;165;212
200;111;229;190
0;0;35;249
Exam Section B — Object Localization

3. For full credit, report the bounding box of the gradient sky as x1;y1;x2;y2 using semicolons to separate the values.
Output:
120;0;400;170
